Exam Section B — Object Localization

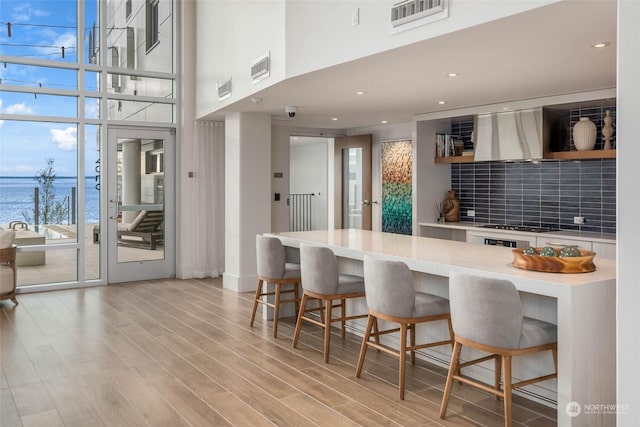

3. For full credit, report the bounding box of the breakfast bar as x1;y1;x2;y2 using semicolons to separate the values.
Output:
268;229;616;427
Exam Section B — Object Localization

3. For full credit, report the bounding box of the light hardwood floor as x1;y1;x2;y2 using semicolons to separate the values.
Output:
0;278;557;426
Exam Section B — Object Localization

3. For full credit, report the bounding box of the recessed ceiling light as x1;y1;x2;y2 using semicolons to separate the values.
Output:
331;117;338;121
447;73;459;77
381;120;388;124
502;107;510;110
592;42;610;48
438;101;446;105
356;91;365;95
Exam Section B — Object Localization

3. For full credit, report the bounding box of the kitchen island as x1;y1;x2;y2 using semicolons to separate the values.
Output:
268;229;616;427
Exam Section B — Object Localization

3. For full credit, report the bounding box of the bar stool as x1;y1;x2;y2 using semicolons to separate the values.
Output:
356;255;454;400
250;235;301;338
440;271;557;427
292;244;367;363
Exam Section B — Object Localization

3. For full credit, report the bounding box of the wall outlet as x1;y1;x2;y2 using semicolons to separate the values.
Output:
574;216;585;224
352;8;359;26
467;210;476;217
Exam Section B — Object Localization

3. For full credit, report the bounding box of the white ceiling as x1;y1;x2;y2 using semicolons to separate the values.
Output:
206;1;617;130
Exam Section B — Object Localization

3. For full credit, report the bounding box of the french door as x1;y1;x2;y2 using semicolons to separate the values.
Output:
106;127;175;282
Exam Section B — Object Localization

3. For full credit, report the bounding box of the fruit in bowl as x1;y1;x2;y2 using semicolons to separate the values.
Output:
539;247;558;257
523;246;538;255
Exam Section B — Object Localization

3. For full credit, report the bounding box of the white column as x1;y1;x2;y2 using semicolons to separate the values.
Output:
224;112;271;292
122;140;141;223
617;1;640;425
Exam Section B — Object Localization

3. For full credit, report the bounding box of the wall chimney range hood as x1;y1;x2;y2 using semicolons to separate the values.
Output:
473;108;543;161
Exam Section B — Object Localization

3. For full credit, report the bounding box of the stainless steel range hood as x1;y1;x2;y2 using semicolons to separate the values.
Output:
473;108;543;161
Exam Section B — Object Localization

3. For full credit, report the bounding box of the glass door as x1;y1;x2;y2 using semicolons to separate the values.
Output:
106;127;175;282
334;135;373;230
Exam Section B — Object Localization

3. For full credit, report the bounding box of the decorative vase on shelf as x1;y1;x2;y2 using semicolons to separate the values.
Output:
442;190;459;222
602;110;614;150
573;117;597;151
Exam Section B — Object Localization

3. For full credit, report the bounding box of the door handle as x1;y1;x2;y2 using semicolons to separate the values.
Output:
109;199;120;219
361;200;371;207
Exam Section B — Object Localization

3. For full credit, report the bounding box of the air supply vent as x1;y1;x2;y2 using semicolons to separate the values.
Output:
217;78;232;101
251;52;270;83
391;0;447;29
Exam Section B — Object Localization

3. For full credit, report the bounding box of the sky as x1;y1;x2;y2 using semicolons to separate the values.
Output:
0;0;98;177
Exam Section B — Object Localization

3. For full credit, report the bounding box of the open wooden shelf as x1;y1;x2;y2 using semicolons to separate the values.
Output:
434;155;475;164
550;149;616;160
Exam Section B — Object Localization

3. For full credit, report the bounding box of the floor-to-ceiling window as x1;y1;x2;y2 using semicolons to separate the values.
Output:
0;0;176;290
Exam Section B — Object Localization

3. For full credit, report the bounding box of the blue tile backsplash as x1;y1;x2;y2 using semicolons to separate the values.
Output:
451;159;616;234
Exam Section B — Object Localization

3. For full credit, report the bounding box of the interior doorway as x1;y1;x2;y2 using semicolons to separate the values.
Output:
289;136;331;231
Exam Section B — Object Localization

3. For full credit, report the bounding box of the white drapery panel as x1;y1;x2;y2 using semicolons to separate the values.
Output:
182;121;225;278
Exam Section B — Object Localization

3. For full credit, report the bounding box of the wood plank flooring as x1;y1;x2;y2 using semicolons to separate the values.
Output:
0;278;557;426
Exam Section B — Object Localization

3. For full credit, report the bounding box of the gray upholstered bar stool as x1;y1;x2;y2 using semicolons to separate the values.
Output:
356;255;454;399
292;244;367;363
440;271;557;427
250;235;301;338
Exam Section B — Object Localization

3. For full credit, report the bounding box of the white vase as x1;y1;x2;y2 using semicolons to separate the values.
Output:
573;117;597;151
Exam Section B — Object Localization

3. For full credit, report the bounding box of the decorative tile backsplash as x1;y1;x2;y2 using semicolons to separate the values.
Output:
451;159;616;234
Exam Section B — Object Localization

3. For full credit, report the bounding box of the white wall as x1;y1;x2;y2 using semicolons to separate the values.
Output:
284;1;558;79
617;1;640;424
290;139;329;230
195;1;286;119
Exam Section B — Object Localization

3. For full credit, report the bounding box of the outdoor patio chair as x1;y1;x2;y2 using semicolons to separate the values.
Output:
117;210;164;250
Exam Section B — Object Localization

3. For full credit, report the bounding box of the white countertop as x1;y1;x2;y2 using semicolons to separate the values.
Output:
270;229;616;299
418;221;616;243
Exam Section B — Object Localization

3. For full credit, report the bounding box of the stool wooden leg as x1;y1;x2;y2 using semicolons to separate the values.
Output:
292;294;308;349
399;323;409;399
440;340;462;419
495;354;502;400
356;314;375;378
323;297;332;363
503;355;513;427
250;279;263;327
410;322;416;365
341;298;346;338
373;317;380;347
273;283;282;338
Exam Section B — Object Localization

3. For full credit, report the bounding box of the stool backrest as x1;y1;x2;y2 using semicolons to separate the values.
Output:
449;271;523;349
256;235;286;279
363;255;415;318
300;244;339;294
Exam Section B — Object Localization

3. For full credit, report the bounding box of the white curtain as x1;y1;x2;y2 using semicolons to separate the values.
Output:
182;121;225;278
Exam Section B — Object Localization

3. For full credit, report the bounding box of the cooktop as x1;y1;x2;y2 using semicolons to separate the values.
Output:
478;224;559;233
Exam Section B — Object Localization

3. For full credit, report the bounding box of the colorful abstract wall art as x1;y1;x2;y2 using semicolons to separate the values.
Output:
381;140;412;235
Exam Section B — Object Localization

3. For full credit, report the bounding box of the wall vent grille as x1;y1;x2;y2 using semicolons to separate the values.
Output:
217;78;232;100
391;0;446;28
251;52;270;83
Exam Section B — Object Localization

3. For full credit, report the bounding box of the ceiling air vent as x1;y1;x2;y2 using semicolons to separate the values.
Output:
251;52;270;84
217;78;232;101
391;0;448;29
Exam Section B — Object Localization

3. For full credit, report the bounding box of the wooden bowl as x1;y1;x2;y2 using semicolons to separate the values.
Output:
512;248;596;273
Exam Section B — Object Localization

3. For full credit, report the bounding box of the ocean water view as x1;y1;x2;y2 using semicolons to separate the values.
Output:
0;176;100;225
